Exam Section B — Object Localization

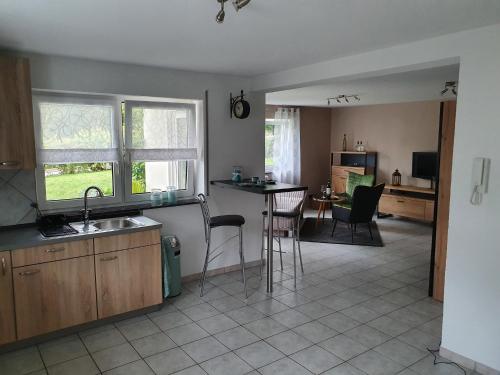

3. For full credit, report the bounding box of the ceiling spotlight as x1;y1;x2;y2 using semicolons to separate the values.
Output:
328;99;331;105
336;98;341;104
441;81;458;96
233;0;251;11
216;0;227;23
354;95;360;101
345;96;349;103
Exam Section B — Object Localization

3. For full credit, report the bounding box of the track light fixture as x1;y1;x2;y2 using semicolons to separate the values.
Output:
441;81;458;96
215;0;251;23
216;0;226;24
326;94;361;105
233;0;251;11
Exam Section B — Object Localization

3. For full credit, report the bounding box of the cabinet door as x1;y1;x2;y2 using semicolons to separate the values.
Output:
0;57;35;170
332;176;346;194
0;252;16;345
13;256;97;340
95;245;162;319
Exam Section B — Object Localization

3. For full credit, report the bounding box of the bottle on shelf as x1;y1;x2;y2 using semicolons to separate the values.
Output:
326;180;332;197
342;134;347;151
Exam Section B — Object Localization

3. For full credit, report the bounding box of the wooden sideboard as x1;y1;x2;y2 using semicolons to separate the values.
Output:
379;184;435;222
331;151;377;194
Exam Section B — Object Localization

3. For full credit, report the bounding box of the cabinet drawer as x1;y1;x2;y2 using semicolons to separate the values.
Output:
94;229;161;254
332;166;365;177
379;195;426;220
12;239;93;268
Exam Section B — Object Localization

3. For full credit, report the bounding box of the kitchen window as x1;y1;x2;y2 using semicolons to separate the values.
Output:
123;101;197;200
33;93;201;210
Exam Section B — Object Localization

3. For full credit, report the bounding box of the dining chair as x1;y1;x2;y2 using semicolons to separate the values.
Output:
197;193;247;297
260;189;307;288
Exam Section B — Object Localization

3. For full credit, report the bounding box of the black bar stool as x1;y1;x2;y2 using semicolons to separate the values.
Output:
260;189;307;288
197;193;248;297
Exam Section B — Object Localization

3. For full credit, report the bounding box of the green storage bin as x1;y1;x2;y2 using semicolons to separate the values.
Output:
161;235;182;298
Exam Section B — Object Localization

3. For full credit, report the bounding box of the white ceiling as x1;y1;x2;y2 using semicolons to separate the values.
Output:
1;0;500;76
266;65;460;107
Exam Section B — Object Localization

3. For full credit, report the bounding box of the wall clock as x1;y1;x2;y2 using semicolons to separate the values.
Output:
230;90;250;119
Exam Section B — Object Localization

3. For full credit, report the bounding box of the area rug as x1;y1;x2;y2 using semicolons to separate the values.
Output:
299;217;384;246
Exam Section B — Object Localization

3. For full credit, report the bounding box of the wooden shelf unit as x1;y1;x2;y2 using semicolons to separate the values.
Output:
379;184;436;222
330;151;377;194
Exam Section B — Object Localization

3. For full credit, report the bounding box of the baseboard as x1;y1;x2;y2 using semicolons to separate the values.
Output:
440;347;500;375
181;259;263;283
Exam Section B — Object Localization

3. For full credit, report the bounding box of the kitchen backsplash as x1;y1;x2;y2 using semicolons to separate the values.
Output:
0;170;37;226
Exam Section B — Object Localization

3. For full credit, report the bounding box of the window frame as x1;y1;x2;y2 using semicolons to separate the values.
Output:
122;100;197;201
265;118;278;174
32;93;200;212
33;94;124;211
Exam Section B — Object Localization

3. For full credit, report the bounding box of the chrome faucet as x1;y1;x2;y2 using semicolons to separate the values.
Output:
82;186;104;226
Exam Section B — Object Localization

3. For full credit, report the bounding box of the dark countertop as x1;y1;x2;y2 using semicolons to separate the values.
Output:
0;216;162;252
211;180;308;194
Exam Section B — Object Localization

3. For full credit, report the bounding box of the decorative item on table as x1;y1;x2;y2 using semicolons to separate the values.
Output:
355;141;366;152
232;166;242;182
165;186;177;203
342;134;347;151
325;180;332;197
320;184;327;198
392;169;402;186
151;188;163;206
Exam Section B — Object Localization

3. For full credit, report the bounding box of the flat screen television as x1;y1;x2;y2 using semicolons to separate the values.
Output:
412;152;438;180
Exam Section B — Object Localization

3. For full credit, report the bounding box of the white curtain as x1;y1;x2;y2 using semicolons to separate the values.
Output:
271;108;301;184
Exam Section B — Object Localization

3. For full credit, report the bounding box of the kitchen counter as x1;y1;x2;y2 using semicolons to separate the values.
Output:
0;216;162;252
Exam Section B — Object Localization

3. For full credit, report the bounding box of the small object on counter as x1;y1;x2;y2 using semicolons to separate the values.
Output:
232;166;242;182
151;188;162;206
251;176;259;183
166;186;177;203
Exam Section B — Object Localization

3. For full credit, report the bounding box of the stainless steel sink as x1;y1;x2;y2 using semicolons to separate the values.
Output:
93;218;141;230
70;217;144;233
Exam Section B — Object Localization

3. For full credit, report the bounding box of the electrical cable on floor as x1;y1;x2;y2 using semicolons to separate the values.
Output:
426;341;467;375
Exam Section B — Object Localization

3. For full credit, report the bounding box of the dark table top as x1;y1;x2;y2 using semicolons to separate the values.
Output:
211;180;308;195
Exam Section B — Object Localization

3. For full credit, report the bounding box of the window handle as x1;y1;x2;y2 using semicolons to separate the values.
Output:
0;161;20;167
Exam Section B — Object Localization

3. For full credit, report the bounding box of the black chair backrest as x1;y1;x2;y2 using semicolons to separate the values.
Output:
349;183;385;223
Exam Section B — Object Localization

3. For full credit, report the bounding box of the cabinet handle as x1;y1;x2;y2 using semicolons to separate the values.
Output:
100;256;118;262
0;161;20;167
397;200;405;203
46;247;65;253
19;269;40;276
1;257;6;276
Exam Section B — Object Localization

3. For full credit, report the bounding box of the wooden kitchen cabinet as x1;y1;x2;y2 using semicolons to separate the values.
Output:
13;256;97;339
0;56;36;170
95;244;162;319
0;252;16;345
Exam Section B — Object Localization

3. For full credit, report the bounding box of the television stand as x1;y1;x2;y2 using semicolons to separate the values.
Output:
378;184;435;222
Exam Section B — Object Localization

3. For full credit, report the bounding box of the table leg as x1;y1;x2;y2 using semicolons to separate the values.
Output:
316;202;324;226
267;194;274;293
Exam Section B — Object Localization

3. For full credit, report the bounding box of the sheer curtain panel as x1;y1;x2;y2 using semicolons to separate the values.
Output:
271;107;301;184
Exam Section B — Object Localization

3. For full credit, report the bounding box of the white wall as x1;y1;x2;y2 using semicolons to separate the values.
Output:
26;53;265;277
255;24;500;371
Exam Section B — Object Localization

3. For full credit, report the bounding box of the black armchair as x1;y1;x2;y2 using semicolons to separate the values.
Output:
331;183;385;243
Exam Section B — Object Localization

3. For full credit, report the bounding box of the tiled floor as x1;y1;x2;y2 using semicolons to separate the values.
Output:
0;218;474;375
